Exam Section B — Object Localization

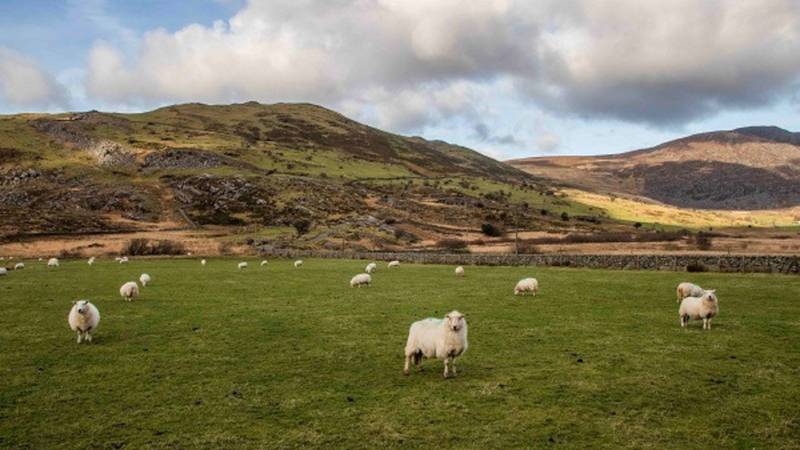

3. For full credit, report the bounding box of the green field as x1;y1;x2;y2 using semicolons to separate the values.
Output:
1;259;799;449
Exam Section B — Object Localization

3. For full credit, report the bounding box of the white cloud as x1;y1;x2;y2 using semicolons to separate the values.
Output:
535;132;560;153
0;47;69;110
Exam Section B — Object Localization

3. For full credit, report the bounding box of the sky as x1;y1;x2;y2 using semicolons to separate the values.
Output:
0;0;799;160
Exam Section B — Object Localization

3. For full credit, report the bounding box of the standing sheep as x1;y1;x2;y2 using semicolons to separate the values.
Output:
514;278;539;296
68;300;100;344
120;281;139;302
88;257;96;265
388;260;400;268
140;273;152;287
455;266;465;277
350;273;372;287
260;260;269;267
365;262;377;274
676;282;705;303
47;258;59;268
294;260;303;268
238;262;248;270
679;290;719;330
404;310;468;378
0;267;7;276
14;262;24;270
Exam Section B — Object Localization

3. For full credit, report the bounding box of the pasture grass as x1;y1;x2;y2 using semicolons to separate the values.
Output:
1;259;798;449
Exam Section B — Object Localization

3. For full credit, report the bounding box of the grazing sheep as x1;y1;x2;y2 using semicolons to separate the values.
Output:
679;290;719;330
47;258;59;268
388;260;400;268
238;262;248;270
14;262;24;270
120;281;139;302
350;273;372;287
294;260;303;268
201;259;207;266
87;257;96;265
117;256;129;264
404;310;468;378
261;260;269;267
68;300;100;344
365;262;377;274
140;273;152;287
514;278;539;296
676;282;705;303
455;266;465;277
0;268;7;276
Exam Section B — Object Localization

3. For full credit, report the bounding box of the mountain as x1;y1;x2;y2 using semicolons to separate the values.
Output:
0;102;588;249
508;127;800;210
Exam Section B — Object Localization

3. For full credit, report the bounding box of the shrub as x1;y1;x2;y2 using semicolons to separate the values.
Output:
481;223;504;237
122;239;187;256
560;212;570;221
437;239;469;252
58;248;83;259
292;219;312;236
686;262;707;272
634;222;642;229
694;232;713;251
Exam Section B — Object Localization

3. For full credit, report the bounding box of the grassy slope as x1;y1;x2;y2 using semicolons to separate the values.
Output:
1;259;798;449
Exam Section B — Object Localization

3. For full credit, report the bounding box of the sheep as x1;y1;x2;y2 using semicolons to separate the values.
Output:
350;273;372;287
294;260;303;268
120;281;139;302
404;310;468;378
68;300;100;344
238;262;248;270
676;282;705;303
117;256;129;264
14;262;24;270
514;278;539;296
201;259;207;266
261;260;269;267
0;268;6;276
140;273;152;287
88;257;96;265
47;258;59;268
455;266;465;277
388;260;400;268
679;290;719;330
365;262;377;274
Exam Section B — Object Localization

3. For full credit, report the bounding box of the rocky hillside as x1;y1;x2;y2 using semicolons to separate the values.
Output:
0;102;594;249
508;127;800;210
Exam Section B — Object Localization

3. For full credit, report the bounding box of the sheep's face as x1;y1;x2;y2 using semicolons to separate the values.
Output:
446;311;465;332
75;300;89;314
703;290;718;303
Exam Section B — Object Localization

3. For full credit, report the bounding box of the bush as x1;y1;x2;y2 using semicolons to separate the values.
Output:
292;219;312;236
122;239;187;256
437;239;469;252
560;212;570;221
694;232;713;251
58;248;83;259
686;262;707;272
481;223;504;237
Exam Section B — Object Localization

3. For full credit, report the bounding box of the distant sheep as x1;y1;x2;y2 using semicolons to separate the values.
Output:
0;268;6;276
47;258;59;268
201;259;207;266
68;300;100;344
140;273;152;287
350;273;372;287
676;282;705;303
88;257;96;265
14;262;24;270
679;290;719;330
404;310;468;378
388;260;400;268
455;266;465;277
365;262;377;274
117;256;129;264
238;262;248;270
261;260;269;267
294;260;303;268
120;281;139;302
514;278;539;296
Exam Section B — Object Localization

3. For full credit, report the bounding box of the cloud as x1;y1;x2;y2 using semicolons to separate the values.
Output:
82;0;800;133
0;47;69;109
535;132;560;153
473;122;521;146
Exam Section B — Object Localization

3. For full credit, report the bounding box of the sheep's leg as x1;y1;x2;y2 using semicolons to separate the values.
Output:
86;332;92;343
443;357;452;378
76;331;82;344
451;358;458;376
703;318;708;330
706;318;712;330
403;354;411;375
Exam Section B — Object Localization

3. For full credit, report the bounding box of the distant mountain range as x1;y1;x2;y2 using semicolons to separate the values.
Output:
508;126;800;210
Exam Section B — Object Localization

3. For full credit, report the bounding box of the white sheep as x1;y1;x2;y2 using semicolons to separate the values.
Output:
679;290;719;330
514;278;539;296
88;257;96;265
365;262;377;274
14;262;24;270
294;260;303;268
238;262;248;270
68;300;100;344
0;268;7;276
455;266;465;277
120;281;139;302
676;282;705;303
261;260;269;267
47;258;59;268
404;311;468;378
140;273;152;287
117;256;129;264
350;273;372;287
388;260;400;268
201;259;207;266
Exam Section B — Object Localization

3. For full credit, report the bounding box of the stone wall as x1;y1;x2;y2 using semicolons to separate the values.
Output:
260;248;799;274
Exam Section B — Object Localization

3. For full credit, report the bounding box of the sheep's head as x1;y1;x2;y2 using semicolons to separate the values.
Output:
446;311;466;332
703;290;718;302
74;300;90;315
